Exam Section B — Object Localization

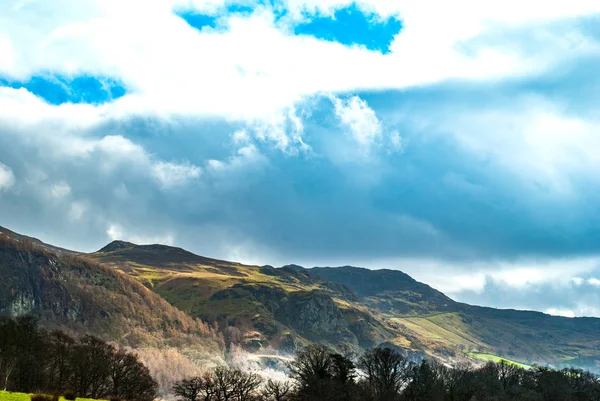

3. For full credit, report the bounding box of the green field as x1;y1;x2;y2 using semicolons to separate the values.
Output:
467;352;532;369
0;391;103;401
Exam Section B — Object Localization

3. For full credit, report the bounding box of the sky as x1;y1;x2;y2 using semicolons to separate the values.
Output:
2;0;600;318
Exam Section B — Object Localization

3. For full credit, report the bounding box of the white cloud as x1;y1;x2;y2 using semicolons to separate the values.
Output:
389;130;403;152
545;308;576;318
107;223;175;245
426;97;600;196
152;161;202;188
489;258;600;289
587;277;600;287
232;129;251;146
50;182;71;199
572;277;585;286
0;162;15;191
252;106;308;153
68;201;86;221
1;0;598;123
367;256;600;295
333;95;382;149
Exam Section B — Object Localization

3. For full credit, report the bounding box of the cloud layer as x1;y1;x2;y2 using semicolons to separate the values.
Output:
2;0;600;317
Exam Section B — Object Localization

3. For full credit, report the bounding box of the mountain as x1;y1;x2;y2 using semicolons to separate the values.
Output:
92;240;391;352
309;267;600;370
2;225;600;373
0;228;223;368
92;240;600;371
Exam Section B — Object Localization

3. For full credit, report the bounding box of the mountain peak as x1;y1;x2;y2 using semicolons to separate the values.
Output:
98;240;137;253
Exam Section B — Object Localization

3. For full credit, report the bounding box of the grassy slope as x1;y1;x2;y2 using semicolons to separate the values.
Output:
309;266;600;370
92;244;391;350
0;392;102;401
467;353;532;369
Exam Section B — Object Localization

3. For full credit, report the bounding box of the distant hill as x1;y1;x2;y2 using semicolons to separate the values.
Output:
2;225;600;372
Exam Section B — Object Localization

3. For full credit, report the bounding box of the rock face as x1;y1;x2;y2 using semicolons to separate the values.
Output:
281;291;356;344
202;283;391;351
0;245;83;321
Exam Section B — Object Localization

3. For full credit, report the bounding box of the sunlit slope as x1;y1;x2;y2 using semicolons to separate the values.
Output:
93;241;392;351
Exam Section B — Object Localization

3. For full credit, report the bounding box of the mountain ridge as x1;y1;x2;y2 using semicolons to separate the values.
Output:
2;224;600;372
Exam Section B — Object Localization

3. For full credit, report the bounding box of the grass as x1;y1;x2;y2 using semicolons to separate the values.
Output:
467;352;532;369
391;313;485;351
0;392;104;401
0;391;28;401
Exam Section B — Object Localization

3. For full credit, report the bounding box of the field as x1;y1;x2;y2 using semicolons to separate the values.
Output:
467;352;532;369
0;392;103;401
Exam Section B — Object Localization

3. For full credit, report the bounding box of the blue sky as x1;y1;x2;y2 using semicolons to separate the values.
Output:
2;0;600;318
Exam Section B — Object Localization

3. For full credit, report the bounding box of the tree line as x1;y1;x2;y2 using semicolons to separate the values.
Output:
3;315;600;401
0;316;157;401
174;345;600;401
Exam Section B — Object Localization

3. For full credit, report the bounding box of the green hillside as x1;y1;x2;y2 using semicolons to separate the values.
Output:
93;242;391;351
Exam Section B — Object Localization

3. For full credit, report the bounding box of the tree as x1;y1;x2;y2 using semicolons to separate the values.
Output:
110;350;157;401
0;317;18;391
68;335;113;398
288;345;357;401
0;317;158;401
173;376;208;401
288;344;333;390
402;359;446;401
4;316;46;392
359;347;413;401
230;369;262;401
46;330;75;393
261;379;293;401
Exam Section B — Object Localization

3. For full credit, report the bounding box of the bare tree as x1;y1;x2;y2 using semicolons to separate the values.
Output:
358;347;413;401
261;379;293;401
173;376;207;401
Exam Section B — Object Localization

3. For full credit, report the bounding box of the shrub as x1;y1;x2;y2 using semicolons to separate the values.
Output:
63;391;76;401
110;397;122;401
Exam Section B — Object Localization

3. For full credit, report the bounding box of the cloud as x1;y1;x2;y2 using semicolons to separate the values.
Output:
50;182;71;199
389;130;403;152
2;0;600;318
152;161;202;188
0;162;15;191
107;223;175;246
588;278;600;287
2;0;599;122
545;308;576;318
68;202;86;221
333;95;382;149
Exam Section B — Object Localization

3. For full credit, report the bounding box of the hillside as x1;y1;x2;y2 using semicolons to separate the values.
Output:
3;225;600;372
309;267;600;370
0;231;224;369
92;241;391;352
91;240;600;371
